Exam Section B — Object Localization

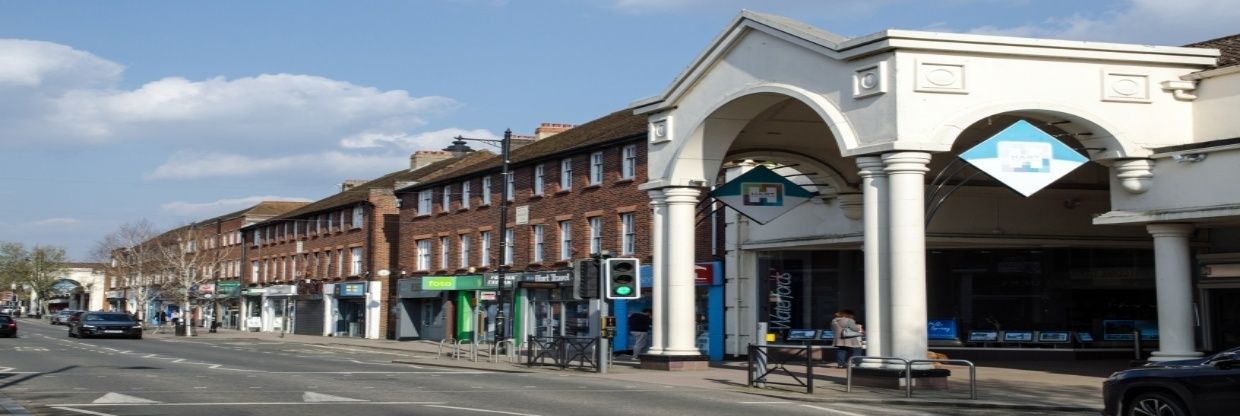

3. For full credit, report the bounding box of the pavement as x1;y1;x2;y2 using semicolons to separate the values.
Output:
147;326;1117;413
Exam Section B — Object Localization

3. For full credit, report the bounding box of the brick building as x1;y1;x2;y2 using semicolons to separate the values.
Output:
240;151;492;339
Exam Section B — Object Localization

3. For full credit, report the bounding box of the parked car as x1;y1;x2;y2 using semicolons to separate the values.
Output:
1103;347;1240;416
0;315;16;337
68;312;142;339
50;309;81;325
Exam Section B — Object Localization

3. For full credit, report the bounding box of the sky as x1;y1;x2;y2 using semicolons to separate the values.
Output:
2;0;1238;261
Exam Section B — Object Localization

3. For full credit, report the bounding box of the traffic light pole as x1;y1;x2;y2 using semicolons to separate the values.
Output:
495;129;512;345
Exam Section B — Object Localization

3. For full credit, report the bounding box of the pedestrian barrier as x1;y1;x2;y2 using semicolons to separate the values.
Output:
845;356;912;397
454;339;473;361
525;335;600;370
906;359;976;399
747;344;829;393
436;338;456;359
491;339;517;363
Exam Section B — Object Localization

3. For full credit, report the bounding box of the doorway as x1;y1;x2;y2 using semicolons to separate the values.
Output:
336;299;366;338
1207;288;1240;352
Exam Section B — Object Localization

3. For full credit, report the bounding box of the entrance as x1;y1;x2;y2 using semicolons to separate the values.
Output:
397;298;446;340
1207;288;1240;352
336;299;366;337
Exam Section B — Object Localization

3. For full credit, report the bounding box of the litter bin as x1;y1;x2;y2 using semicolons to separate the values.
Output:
175;322;187;336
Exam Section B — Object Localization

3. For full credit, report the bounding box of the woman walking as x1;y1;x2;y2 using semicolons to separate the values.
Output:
831;309;863;368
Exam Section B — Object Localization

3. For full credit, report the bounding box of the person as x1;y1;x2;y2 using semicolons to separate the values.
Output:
628;308;652;356
831;309;864;368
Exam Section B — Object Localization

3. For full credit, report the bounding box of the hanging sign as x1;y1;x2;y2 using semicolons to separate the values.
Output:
709;166;814;224
959;120;1087;197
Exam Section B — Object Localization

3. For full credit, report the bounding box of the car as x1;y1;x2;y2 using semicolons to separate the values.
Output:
50;309;81;325
1103;347;1240;416
68;312;142;339
0;315;16;337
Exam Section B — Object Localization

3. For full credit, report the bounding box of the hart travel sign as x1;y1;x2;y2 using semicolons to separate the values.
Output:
710;166;814;225
960;120;1088;197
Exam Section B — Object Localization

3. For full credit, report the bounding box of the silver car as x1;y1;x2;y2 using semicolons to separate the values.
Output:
50;309;81;325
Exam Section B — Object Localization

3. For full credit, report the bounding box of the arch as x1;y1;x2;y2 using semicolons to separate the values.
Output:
725;149;856;195
664;82;859;183
929;101;1140;160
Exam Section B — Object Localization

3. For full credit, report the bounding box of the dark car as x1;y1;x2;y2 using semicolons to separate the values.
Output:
68;312;143;339
1103;347;1240;416
0;315;16;338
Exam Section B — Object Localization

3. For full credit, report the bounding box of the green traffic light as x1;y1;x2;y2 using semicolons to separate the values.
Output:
615;286;632;296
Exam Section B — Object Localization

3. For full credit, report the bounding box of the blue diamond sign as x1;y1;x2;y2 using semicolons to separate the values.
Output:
710;166;814;224
960;120;1088;197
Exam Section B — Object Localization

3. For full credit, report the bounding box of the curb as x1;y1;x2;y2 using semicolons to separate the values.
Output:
737;389;1102;412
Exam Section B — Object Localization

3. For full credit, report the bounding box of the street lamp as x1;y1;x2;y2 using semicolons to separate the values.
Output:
452;129;513;343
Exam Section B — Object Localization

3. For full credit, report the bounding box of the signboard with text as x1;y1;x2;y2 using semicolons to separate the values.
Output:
710;166;814;225
960;120;1087;197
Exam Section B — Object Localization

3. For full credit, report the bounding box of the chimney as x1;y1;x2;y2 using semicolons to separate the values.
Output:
340;179;368;192
535;122;574;140
410;150;453;170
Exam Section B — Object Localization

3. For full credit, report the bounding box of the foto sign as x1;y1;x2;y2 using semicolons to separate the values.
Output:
421;275;484;291
710;166;814;224
960;120;1087;197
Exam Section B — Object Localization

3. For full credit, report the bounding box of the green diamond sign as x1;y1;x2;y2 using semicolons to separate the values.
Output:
710;166;814;224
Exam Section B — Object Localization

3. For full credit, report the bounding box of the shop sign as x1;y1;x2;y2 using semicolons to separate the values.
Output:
710;166;814;225
398;278;439;298
217;281;241;297
242;288;266;297
928;319;958;340
421;275;484;291
266;285;297;297
517;270;572;283
106;290;125;299
336;282;367;298
960;120;1087;197
479;291;497;301
197;283;215;294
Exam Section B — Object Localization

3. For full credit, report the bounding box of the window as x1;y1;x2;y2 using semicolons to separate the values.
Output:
254;230;263;246
311;254;318;277
350;247;363;275
324;251;332;278
339;209;346;230
440;237;450;270
416;240;431;271
250;261;259;283
337;249;344;277
622;144;637;179
283;222;290;241
559;221;572;260
480;231;492;267
293;221;300;238
352;205;364;228
460;235;471;267
590;151;604;185
315;215;322;234
328;212;335;233
589;217;603;254
291;256;298;279
442;185;452;212
560;158;573;190
532;225;545;263
461;181;471;209
533;164;544;196
418;189;433;215
506;172;515;201
481;176;492;205
621;213;636;255
503;228;514;265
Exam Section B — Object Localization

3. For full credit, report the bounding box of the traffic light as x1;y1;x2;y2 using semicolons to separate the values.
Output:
603;258;640;300
574;258;599;299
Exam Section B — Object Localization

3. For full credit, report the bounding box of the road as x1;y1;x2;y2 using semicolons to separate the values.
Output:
1;318;1093;416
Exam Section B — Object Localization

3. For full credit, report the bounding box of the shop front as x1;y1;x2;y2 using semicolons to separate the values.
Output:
614;262;725;361
395;277;446;341
515;270;582;343
215;281;241;329
241;288;264;331
294;280;326;336
418;274;521;342
333;281;367;337
106;289;126;313
263;285;296;333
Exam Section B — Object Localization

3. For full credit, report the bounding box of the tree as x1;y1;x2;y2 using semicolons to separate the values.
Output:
152;223;232;336
93;220;160;323
0;242;68;317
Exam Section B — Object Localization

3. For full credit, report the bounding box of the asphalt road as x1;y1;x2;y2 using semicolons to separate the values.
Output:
1;318;1093;416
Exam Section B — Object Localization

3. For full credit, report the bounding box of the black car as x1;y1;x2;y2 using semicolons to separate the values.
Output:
0;315;16;337
1103;347;1240;416
68;312;143;339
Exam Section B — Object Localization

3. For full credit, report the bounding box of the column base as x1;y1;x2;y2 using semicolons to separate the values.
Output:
1147;350;1205;362
638;354;710;371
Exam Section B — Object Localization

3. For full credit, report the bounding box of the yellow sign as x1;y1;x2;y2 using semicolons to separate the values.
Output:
766;332;776;342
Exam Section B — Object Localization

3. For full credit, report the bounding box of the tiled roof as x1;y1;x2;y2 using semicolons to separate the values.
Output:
413;108;647;187
1186;33;1240;68
264;150;496;222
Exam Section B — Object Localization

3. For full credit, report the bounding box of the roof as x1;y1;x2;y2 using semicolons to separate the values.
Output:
404;109;647;190
263;150;496;223
1186;33;1240;68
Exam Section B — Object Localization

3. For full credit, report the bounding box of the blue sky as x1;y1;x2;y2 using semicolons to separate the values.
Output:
2;0;1237;260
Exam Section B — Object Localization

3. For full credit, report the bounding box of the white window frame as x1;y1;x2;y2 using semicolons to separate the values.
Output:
506;173;515;201
418;190;433;215
416;240;431;271
339;209;346;230
480;232;492;267
590;151;604;185
533;164;544;196
461;181;471;209
440;236;450;270
352;205;364;229
622;144;636;179
560;158;573;190
589;217;602;254
503;229;514;265
559;221;572;260
532;225;545;263
621;213;636;255
481;176;492;205
336;249;344;277
350;247;363;275
442;185;452;212
251;261;259;283
460;234;471;267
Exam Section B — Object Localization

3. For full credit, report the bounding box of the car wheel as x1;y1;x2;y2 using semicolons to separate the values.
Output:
1127;391;1189;416
68;330;75;338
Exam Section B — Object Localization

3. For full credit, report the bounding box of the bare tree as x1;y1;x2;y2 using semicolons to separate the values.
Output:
93;220;160;324
0;242;68;317
151;223;233;336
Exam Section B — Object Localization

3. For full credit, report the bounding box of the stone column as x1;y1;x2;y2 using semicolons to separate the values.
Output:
646;189;667;355
1146;223;1203;362
882;152;931;364
661;187;703;356
857;156;889;359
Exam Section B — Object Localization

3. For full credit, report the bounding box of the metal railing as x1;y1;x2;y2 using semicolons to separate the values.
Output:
491;339;517;363
454;339;475;361
907;359;976;399
436;338;456;359
747;344;822;393
525;335;600;370
846;356;912;397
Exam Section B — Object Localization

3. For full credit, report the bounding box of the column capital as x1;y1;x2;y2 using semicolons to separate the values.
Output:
647;189;667;205
881;152;932;174
1114;158;1154;194
1147;223;1194;238
856;156;886;178
661;187;701;203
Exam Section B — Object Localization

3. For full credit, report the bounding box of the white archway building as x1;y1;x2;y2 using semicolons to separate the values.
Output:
636;11;1236;368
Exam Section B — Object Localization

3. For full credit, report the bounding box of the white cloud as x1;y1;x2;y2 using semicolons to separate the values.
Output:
145;150;409;181
160;195;313;218
966;0;1240;44
31;217;82;227
339;128;500;151
0;39;122;89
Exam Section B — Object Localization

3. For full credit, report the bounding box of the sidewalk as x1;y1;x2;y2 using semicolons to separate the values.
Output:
152;328;1113;412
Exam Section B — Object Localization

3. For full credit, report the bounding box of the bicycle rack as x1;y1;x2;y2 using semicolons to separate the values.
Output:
472;340;488;362
845;356;912;397
454;339;472;361
436;339;456;360
906;359;977;399
492;339;517;363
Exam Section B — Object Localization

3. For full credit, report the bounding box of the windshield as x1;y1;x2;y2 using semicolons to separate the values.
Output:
83;313;134;322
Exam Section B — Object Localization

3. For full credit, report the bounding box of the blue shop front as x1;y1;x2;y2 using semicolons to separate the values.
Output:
613;261;725;361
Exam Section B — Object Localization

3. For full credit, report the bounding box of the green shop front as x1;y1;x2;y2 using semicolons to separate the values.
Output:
419;274;516;342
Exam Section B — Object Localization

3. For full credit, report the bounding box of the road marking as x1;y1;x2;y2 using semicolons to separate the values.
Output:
50;401;448;407
800;404;867;416
269;371;492;374
93;393;159;404
424;405;541;416
741;401;790;404
50;407;116;416
303;392;365;402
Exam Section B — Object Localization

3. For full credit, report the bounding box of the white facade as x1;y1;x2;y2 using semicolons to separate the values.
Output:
638;11;1236;364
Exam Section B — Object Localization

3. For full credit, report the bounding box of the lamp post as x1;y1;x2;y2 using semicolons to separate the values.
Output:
210;228;221;333
450;130;513;343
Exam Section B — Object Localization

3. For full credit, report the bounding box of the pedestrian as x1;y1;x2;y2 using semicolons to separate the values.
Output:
628;308;652;356
831;309;864;368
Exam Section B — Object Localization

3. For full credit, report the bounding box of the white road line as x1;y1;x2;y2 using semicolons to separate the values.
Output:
50;407;117;416
800;404;868;416
740;401;790;404
268;371;492;374
49;402;448;407
424;404;542;416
